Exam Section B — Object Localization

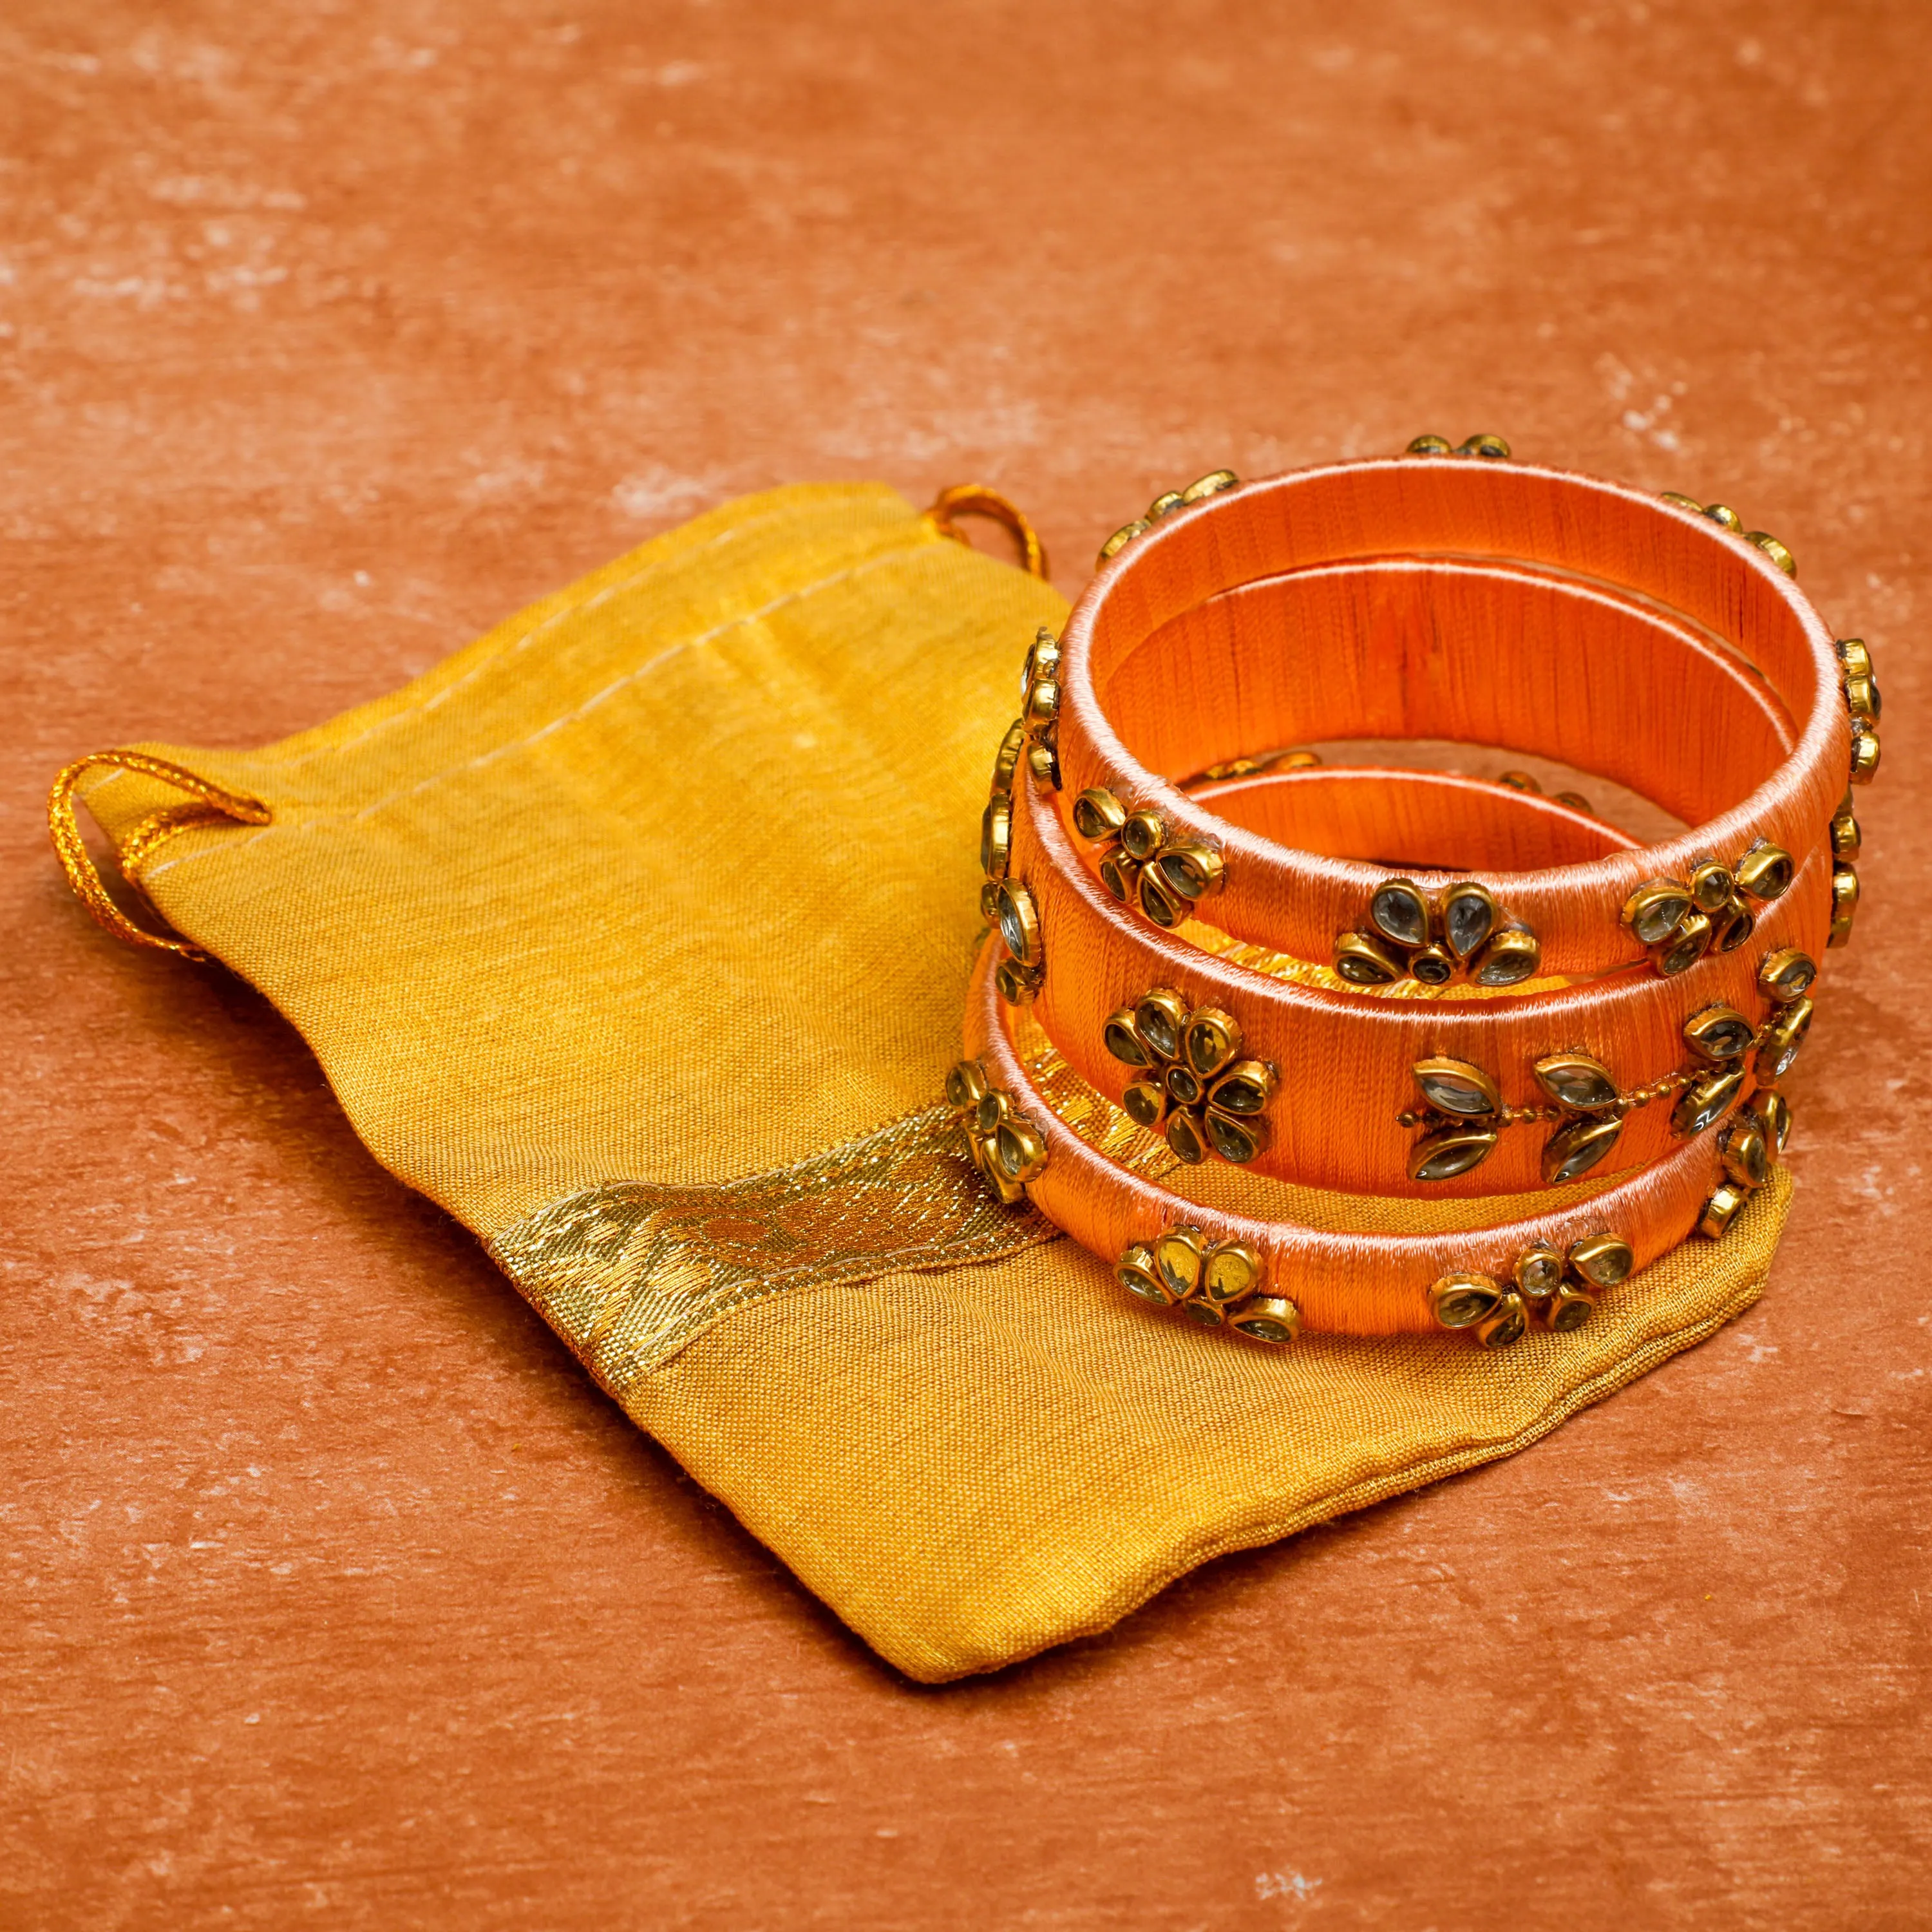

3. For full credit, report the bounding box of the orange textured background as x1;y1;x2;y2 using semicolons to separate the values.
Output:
5;3;1927;1926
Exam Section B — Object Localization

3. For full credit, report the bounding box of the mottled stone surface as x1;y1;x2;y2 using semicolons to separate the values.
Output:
4;3;1927;1925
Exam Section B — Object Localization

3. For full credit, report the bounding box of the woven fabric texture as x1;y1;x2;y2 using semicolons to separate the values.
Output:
73;481;1790;1681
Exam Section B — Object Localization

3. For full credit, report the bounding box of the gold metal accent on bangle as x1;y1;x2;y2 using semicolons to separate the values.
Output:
1103;988;1280;1167
1338;875;1540;990
993;879;1042;967
1405;432;1511;460
1672;1065;1748;1137
1837;639;1882;740
1830;802;1862;862
1515;1243;1565;1300
990;717;1025;797
1552;789;1596;815
1689;859;1734;913
945;1062;1048;1205
1682;1003;1757;1063
1072;787;1127;842
980;795;1012;879
1532;1053;1619;1111
1749;1087;1792;1155
1113;1226;1298;1343
1849;722;1880;786
1837;638;1873;680
1542;1114;1625;1184
1748;531;1797;575
1752;996;1812;1082
1623;878;1694;946
1094;469;1240;568
1651;909;1712;977
1474;1291;1529;1348
1567;1232;1634;1289
1757;947;1817;1003
1699;1182;1748;1238
1721;1117;1769;1189
1734;842;1794;902
1709;894;1754;952
994;955;1045;1005
1828;862;1859;947
1076;791;1229;933
1658;491;1797;574
1414;1057;1501;1119
1408;1122;1502;1182
1430;1272;1502;1327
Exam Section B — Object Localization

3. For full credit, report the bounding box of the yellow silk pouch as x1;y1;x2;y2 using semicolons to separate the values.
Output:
57;482;1788;1681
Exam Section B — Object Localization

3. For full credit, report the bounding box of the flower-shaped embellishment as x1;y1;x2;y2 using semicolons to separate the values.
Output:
1115;1224;1301;1345
945;1058;1047;1206
1427;1230;1633;1349
1619;838;1794;974
1334;877;1541;989
1103;988;1279;1165
1072;787;1226;931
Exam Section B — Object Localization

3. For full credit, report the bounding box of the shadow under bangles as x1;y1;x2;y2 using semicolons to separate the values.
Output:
952;444;1875;1348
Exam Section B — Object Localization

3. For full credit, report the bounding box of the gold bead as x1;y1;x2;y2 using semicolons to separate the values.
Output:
1720;1118;1768;1189
1843;674;1880;723
1153;1226;1209;1300
1542;1115;1625;1184
1830;808;1862;862
990;718;1026;797
1498;769;1542;793
1552;790;1595;815
1429;1272;1502;1329
994;956;1045;1005
1689;858;1734;913
1180;469;1240;503
1753;996;1813;1083
1828;863;1859;947
1749;1087;1792;1156
1747;531;1797;576
1146;490;1186;521
1544;1282;1598;1333
1368;878;1430;948
1651;909;1712;976
1471;927;1542;986
1022;674;1059;737
1228;1294;1301;1345
1699;1182;1748;1238
992;880;1042;965
1414;1056;1502;1119
1622;878;1693;946
1097;518;1151;566
1567;1232;1634;1289
1457;433;1511;459
1659;491;1705;513
1406;434;1455;455
1072;786;1127;842
1116;1242;1179;1305
1532;1053;1619;1111
943;1058;990;1112
1514;1243;1566;1300
1683;1003;1757;1064
1849;723;1880;786
1409;1122;1501;1182
1734;842;1794;902
980;795;1012;880
1757;947;1817;1003
1474;1291;1529;1349
1333;931;1403;985
1202;1239;1263;1304
1441;881;1498;960
1703;502;1743;531
1836;638;1873;681
1119;810;1165;862
1153;841;1226;901
1672;1065;1748;1137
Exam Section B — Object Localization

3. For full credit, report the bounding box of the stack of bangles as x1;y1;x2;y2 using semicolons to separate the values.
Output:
947;438;1877;1349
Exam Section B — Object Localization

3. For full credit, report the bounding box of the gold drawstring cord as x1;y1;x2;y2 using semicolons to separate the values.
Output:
923;484;1050;582
47;750;271;962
